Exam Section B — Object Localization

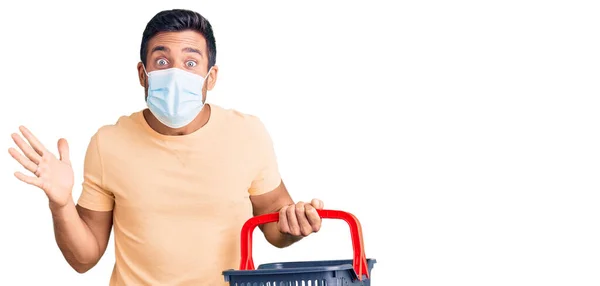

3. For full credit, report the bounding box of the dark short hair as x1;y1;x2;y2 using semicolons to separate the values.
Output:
140;9;217;70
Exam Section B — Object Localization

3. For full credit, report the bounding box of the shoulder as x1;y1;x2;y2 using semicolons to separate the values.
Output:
89;110;145;149
211;104;275;152
212;104;269;135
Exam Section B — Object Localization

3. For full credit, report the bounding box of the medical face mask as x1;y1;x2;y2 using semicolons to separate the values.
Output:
144;66;212;129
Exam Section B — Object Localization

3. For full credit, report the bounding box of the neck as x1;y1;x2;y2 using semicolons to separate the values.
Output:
143;105;211;136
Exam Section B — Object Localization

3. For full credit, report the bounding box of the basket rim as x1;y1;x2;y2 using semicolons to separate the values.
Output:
222;258;376;277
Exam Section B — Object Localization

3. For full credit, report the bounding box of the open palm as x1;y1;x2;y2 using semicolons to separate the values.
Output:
8;126;74;207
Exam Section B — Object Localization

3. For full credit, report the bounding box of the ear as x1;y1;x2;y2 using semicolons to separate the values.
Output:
137;62;147;87
205;65;218;91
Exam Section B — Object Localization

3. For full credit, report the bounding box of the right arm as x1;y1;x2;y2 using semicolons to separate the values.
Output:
50;201;112;273
9;126;114;273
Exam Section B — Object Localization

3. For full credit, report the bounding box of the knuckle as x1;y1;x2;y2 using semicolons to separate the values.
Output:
301;228;312;236
288;221;297;229
292;223;301;233
279;224;289;233
312;224;321;232
311;198;319;205
286;206;295;216
278;220;288;230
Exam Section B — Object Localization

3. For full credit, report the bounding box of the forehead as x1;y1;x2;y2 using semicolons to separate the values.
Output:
147;30;207;53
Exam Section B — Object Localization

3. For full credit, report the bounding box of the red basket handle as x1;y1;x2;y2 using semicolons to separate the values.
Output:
239;209;369;280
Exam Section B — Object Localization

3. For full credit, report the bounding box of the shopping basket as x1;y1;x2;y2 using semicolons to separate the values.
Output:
222;209;376;285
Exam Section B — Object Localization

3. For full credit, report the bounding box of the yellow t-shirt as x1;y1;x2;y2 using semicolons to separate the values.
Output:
76;104;282;286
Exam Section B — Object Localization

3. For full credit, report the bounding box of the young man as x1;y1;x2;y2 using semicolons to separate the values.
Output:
8;9;323;285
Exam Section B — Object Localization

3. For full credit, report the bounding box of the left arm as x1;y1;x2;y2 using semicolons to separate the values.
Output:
247;117;323;248
250;180;323;248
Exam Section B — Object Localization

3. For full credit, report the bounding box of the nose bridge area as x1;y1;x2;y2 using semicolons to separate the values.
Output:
173;59;187;70
160;45;185;70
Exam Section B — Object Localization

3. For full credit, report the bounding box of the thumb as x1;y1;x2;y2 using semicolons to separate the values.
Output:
311;198;324;210
57;138;70;162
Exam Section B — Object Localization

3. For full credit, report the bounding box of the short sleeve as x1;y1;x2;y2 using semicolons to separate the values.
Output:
248;118;282;196
76;132;115;211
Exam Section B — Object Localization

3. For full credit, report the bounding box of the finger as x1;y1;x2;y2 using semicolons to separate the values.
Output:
14;172;44;189
294;202;313;236
278;205;290;234
311;198;324;209
57;138;70;163
286;204;301;236
11;133;41;164
305;204;322;232
19;126;47;156
8;147;38;173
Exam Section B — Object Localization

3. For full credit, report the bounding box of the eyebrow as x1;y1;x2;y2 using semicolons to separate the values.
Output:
150;46;202;56
151;46;168;53
182;47;202;56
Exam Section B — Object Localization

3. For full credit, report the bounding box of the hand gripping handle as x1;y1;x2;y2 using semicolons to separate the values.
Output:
239;209;370;280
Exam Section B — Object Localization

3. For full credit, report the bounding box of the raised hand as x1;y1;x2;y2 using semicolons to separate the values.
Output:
8;126;75;208
278;198;324;237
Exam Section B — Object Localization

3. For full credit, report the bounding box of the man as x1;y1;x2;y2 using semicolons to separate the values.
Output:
8;9;323;285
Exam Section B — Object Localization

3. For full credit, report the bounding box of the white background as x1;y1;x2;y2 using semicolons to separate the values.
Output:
1;0;599;285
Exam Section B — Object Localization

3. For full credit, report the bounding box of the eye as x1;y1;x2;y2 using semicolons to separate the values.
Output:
156;58;168;66
185;60;197;67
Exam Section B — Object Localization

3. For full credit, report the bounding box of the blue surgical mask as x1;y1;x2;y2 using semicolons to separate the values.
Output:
144;67;212;129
